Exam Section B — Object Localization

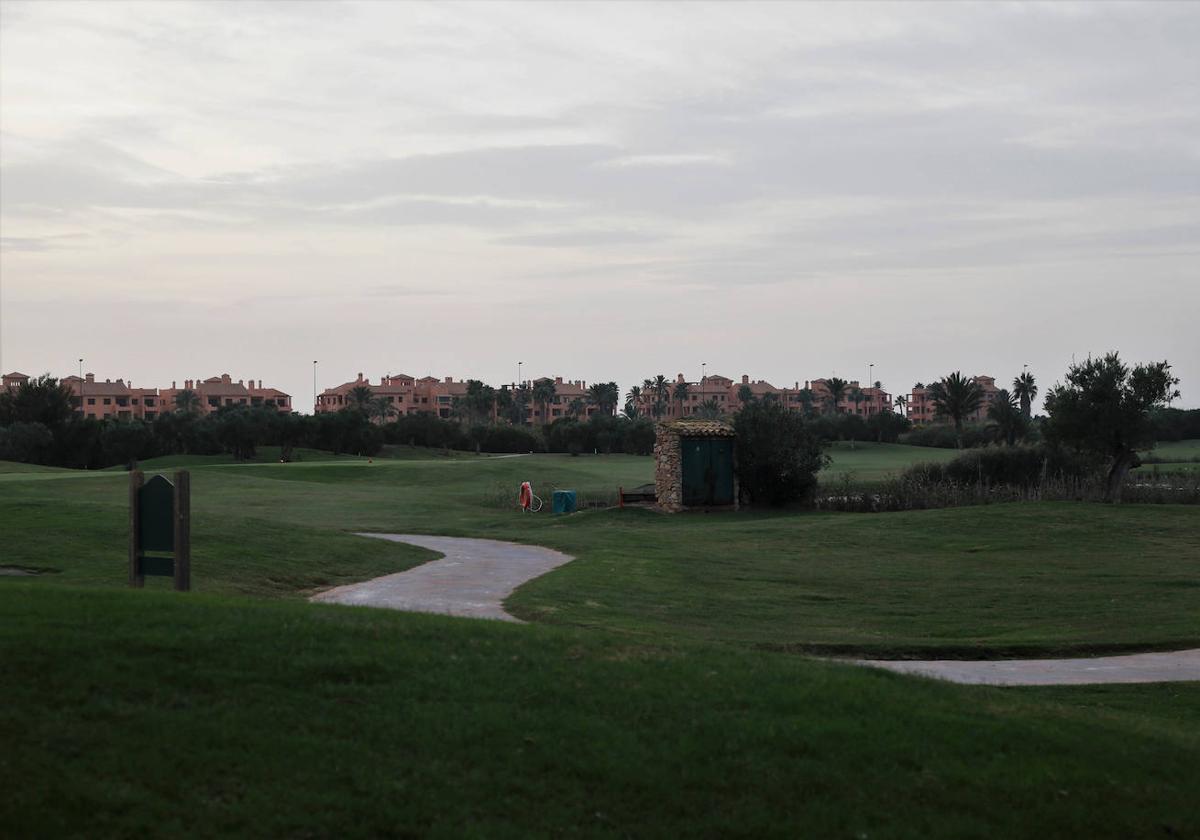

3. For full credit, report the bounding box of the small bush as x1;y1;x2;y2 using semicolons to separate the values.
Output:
734;402;827;507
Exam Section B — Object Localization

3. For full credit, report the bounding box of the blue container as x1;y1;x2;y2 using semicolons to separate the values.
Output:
552;490;577;515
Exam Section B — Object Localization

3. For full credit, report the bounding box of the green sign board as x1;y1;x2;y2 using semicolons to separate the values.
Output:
138;474;174;553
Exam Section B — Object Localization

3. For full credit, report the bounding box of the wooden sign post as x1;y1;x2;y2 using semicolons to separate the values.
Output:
129;470;191;591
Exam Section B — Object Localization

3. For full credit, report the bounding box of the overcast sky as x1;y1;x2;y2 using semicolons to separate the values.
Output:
2;1;1197;411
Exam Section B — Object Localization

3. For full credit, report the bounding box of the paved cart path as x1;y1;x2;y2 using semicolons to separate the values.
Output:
313;534;1199;684
310;533;572;622
855;648;1200;685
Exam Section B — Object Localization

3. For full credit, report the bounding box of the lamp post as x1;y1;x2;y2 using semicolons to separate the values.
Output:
78;358;83;416
313;361;318;415
518;361;523;387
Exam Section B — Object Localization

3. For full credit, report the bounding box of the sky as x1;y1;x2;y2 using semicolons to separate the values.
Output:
1;0;1197;412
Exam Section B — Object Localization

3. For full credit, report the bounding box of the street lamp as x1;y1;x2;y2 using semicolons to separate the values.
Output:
313;361;318;414
78;358;83;416
869;363;874;387
518;361;523;387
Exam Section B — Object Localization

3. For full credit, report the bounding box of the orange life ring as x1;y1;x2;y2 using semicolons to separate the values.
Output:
519;481;532;510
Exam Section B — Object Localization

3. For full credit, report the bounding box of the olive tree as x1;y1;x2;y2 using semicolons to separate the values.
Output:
1043;352;1179;503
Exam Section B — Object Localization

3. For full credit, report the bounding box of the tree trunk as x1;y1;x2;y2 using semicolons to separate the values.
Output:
1104;448;1142;503
954;419;963;449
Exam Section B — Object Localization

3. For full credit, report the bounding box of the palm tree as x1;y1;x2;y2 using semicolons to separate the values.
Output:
531;379;556;424
587;382;619;417
737;384;754;405
369;396;396;424
894;394;908;415
174;389;201;415
796;387;816;417
622;402;641;420
696;398;723;420
1013;371;1038;419
625;385;642;415
651;375;670;418
348;385;374;412
824;377;848;415
986;388;1024;446
568;397;586;419
673;381;689;417
849;387;865;415
495;388;514;424
928;371;984;448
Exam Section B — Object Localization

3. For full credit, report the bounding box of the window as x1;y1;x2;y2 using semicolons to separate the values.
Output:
87;398;95;405
145;398;155;407
103;398;111;405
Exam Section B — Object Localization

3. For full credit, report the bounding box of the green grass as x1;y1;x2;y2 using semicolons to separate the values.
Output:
3;451;1198;836
1138;439;1200;473
2;585;1197;839
2;454;1197;657
822;440;959;482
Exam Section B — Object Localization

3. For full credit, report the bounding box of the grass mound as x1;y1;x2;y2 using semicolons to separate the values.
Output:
2;585;1196;839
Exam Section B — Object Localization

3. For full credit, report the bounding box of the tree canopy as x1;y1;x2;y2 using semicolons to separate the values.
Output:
1044;352;1179;502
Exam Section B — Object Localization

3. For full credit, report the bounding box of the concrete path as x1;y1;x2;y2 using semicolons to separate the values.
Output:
312;534;1198;684
854;648;1200;686
310;533;572;622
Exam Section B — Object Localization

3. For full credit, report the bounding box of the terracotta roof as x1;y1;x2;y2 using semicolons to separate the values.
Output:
658;419;736;437
3;372;30;378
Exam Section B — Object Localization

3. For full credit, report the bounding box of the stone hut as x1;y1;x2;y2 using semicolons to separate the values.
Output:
654;420;738;513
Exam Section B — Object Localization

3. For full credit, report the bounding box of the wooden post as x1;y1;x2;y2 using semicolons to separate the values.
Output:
173;470;191;592
128;470;145;588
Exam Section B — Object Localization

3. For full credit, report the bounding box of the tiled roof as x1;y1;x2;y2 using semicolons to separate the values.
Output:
658;419;736;437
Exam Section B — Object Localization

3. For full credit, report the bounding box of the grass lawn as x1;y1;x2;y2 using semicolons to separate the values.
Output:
2;585;1197;839
1138;438;1200;473
2;450;1198;836
2;453;1197;657
822;440;959;482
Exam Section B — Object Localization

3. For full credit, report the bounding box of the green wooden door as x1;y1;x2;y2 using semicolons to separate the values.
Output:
681;438;709;506
681;438;734;506
709;438;734;505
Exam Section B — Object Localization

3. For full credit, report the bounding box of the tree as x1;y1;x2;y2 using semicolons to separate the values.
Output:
622;402;641;420
347;385;374;412
101;420;156;469
737;384;754;405
796;388;816;417
568;397;586;419
986;388;1026;446
174;389;202;415
651;375;670;418
849;387;865;415
1044;353;1179;503
587;382;619;417
733;401;827;507
0;374;75;429
894;394;908;414
505;384;531;425
673;381;689;416
823;377;848;415
369;396;397;424
695;398;723;420
625;384;642;411
927;372;984;448
1013;371;1038;419
531;379;556;424
0;421;54;463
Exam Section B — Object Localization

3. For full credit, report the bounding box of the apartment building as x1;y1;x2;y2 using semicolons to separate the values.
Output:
317;373;476;420
906;375;1001;424
3;371;289;420
317;373;602;425
635;373;893;419
521;377;599;424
